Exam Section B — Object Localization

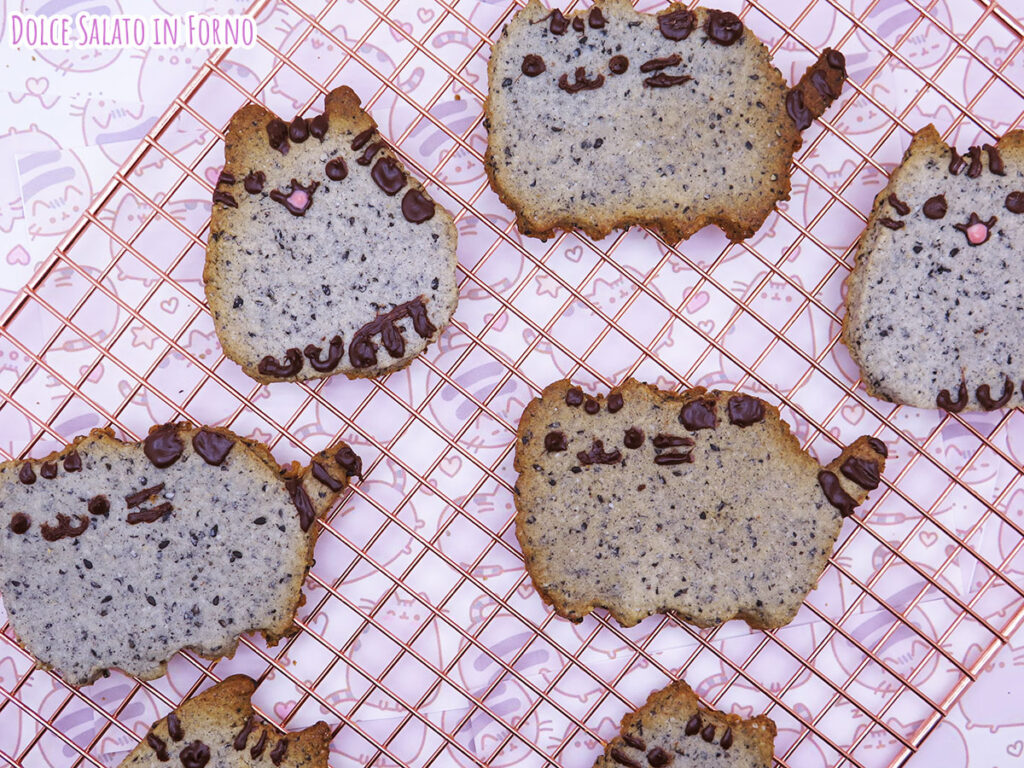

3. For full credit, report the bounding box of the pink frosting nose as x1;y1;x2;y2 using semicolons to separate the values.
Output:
966;222;988;245
287;189;310;211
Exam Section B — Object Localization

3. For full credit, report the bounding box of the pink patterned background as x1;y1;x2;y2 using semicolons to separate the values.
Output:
0;0;1023;766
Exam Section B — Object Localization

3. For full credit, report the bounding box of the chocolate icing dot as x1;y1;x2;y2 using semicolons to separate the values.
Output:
589;8;605;28
309;113;329;140
402;189;435;223
335;445;363;478
785;88;812;131
679;399;717;430
18;463;35;484
572;17;584;32
623;427;644;449
312;460;344;492
288;116;309;142
700;724;716;742
9;512;30;534
647;747;671;767
522;54;545;77
684;714;701;735
304;335;344;372
720;727;734;749
565;388;584;407
584;398;600;414
62;451;82;472
371;157;406;195
1006;191;1024;214
658;9;695;40
351;128;374;150
40;462;57;479
167;712;184;741
180;740;210;768
325;157;348;181
609;55;629;75
840;456;880;490
726;395;765;427
547;10;569;35
144;425;184;468
818;470;857;517
706;10;743;45
192;428;234;466
88;495;109;516
146;732;169;761
607;392;624;412
243;171;265;194
544;431;568;452
286;477;316;531
867;437;888;458
923;194;947;219
266;119;288;153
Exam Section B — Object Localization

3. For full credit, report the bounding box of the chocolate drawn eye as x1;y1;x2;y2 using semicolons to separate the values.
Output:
1005;191;1024;214
521;54;545;77
923;194;947;219
609;55;629;74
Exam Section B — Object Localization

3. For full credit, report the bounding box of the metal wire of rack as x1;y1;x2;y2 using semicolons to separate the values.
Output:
1;0;1023;766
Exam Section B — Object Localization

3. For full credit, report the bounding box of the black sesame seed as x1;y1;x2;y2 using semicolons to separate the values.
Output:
146;595;157;606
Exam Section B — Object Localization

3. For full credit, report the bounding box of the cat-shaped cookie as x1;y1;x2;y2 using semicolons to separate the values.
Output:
844;125;1024;411
485;0;846;243
206;87;459;383
514;380;886;629
0;423;359;684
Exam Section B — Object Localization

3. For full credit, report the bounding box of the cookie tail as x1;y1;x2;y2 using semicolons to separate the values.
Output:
785;48;847;132
817;435;888;518
286;440;362;526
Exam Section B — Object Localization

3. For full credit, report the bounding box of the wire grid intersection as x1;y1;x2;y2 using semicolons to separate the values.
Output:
1;0;1023;766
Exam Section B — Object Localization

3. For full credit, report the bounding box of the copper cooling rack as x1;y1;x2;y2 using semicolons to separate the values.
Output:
1;0;1023;766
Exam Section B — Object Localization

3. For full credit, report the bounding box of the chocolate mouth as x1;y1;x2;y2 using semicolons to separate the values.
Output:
953;211;996;246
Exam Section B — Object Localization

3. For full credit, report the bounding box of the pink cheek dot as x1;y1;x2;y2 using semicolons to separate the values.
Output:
287;189;310;211
966;222;988;244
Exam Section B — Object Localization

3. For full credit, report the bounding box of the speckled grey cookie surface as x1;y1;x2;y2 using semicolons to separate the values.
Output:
514;379;887;629
844;125;1024;411
0;425;356;685
594;680;775;768
206;86;459;383
485;0;845;243
119;675;329;767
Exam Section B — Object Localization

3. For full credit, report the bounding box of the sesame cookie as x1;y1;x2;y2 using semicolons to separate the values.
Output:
514;379;886;629
206;86;459;383
119;675;329;768
843;124;1024;411
595;679;775;768
0;423;360;685
485;0;846;243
